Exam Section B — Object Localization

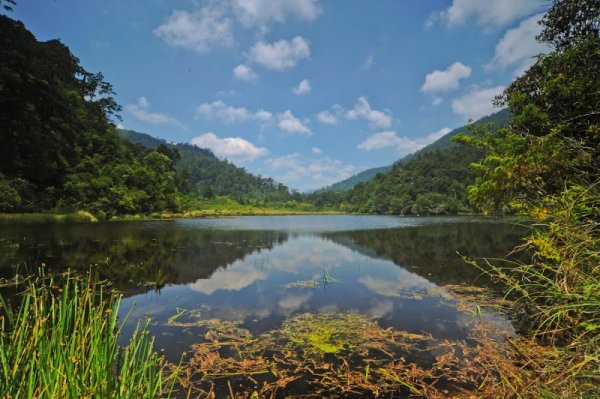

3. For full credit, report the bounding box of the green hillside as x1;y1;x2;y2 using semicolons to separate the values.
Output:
119;129;295;203
305;109;512;213
402;108;512;161
314;165;391;193
316;109;512;195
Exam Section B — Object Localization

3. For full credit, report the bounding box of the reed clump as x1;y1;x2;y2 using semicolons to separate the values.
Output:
0;272;178;398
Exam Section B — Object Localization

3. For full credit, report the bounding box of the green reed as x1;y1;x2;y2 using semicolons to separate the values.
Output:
0;272;178;398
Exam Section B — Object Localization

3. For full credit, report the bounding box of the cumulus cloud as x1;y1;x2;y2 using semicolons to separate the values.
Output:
292;79;311;95
452;86;505;120
346;97;392;128
277;110;311;135
316;104;343;125
126;97;183;127
248;37;310;70
155;0;322;55
233;0;321;29
312;147;322;154
486;13;547;73
233;64;258;81
266;153;355;191
154;5;233;54
191;132;268;162
428;0;542;28
421;62;471;93
196;100;272;124
317;111;337;124
358;127;452;157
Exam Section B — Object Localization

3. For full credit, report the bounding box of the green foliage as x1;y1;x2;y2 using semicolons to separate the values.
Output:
459;1;600;393
0;273;178;398
0;173;21;211
338;145;481;215
0;15;178;218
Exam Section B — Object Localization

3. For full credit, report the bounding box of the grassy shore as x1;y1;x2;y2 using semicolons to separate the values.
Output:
0;200;342;224
0;211;98;224
0;272;178;398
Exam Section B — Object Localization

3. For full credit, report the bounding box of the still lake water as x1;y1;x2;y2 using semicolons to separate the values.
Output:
0;215;527;365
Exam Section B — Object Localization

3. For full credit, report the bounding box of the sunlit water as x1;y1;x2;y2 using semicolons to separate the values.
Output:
0;215;527;365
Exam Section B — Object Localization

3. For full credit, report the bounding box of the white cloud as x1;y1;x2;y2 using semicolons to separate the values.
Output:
429;0;542;28
486;13;547;73
432;97;443;106
248;36;310;70
421;62;471;93
317;111;337;124
292;79;311;95
278;110;311;135
196;100;272;124
233;64;258;81
191;132;268;162
232;0;321;28
154;5;233;54
316;104;343;125
126;97;183;126
266;153;354;191
358;127;452;157
312;147;322;154
452;86;505;120
362;53;376;70
346;97;392;128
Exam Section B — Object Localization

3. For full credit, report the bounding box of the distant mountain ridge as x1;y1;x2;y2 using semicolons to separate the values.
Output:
317;109;512;193
315;165;392;193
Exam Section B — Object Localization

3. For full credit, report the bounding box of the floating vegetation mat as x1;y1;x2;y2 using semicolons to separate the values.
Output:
173;311;529;398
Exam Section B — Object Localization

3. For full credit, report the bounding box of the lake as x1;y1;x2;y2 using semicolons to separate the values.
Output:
0;215;528;397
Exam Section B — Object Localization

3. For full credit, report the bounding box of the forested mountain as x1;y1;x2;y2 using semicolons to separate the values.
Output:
119;129;295;203
305;109;512;213
340;145;483;214
317;109;511;195
0;15;179;218
401;108;512;161
315;165;391;193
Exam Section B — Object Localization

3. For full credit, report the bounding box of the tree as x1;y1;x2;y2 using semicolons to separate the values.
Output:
461;3;599;212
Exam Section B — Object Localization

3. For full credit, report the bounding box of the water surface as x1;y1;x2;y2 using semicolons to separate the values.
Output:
0;215;527;393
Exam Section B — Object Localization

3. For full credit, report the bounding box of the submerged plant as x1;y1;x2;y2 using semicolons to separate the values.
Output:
176;311;530;398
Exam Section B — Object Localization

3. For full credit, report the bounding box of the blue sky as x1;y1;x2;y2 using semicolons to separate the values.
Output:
10;0;548;191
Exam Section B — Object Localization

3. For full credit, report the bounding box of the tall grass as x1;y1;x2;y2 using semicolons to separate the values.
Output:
0;272;178;398
467;184;599;396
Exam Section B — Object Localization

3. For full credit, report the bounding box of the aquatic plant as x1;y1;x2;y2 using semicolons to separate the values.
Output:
174;311;530;398
0;272;178;398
